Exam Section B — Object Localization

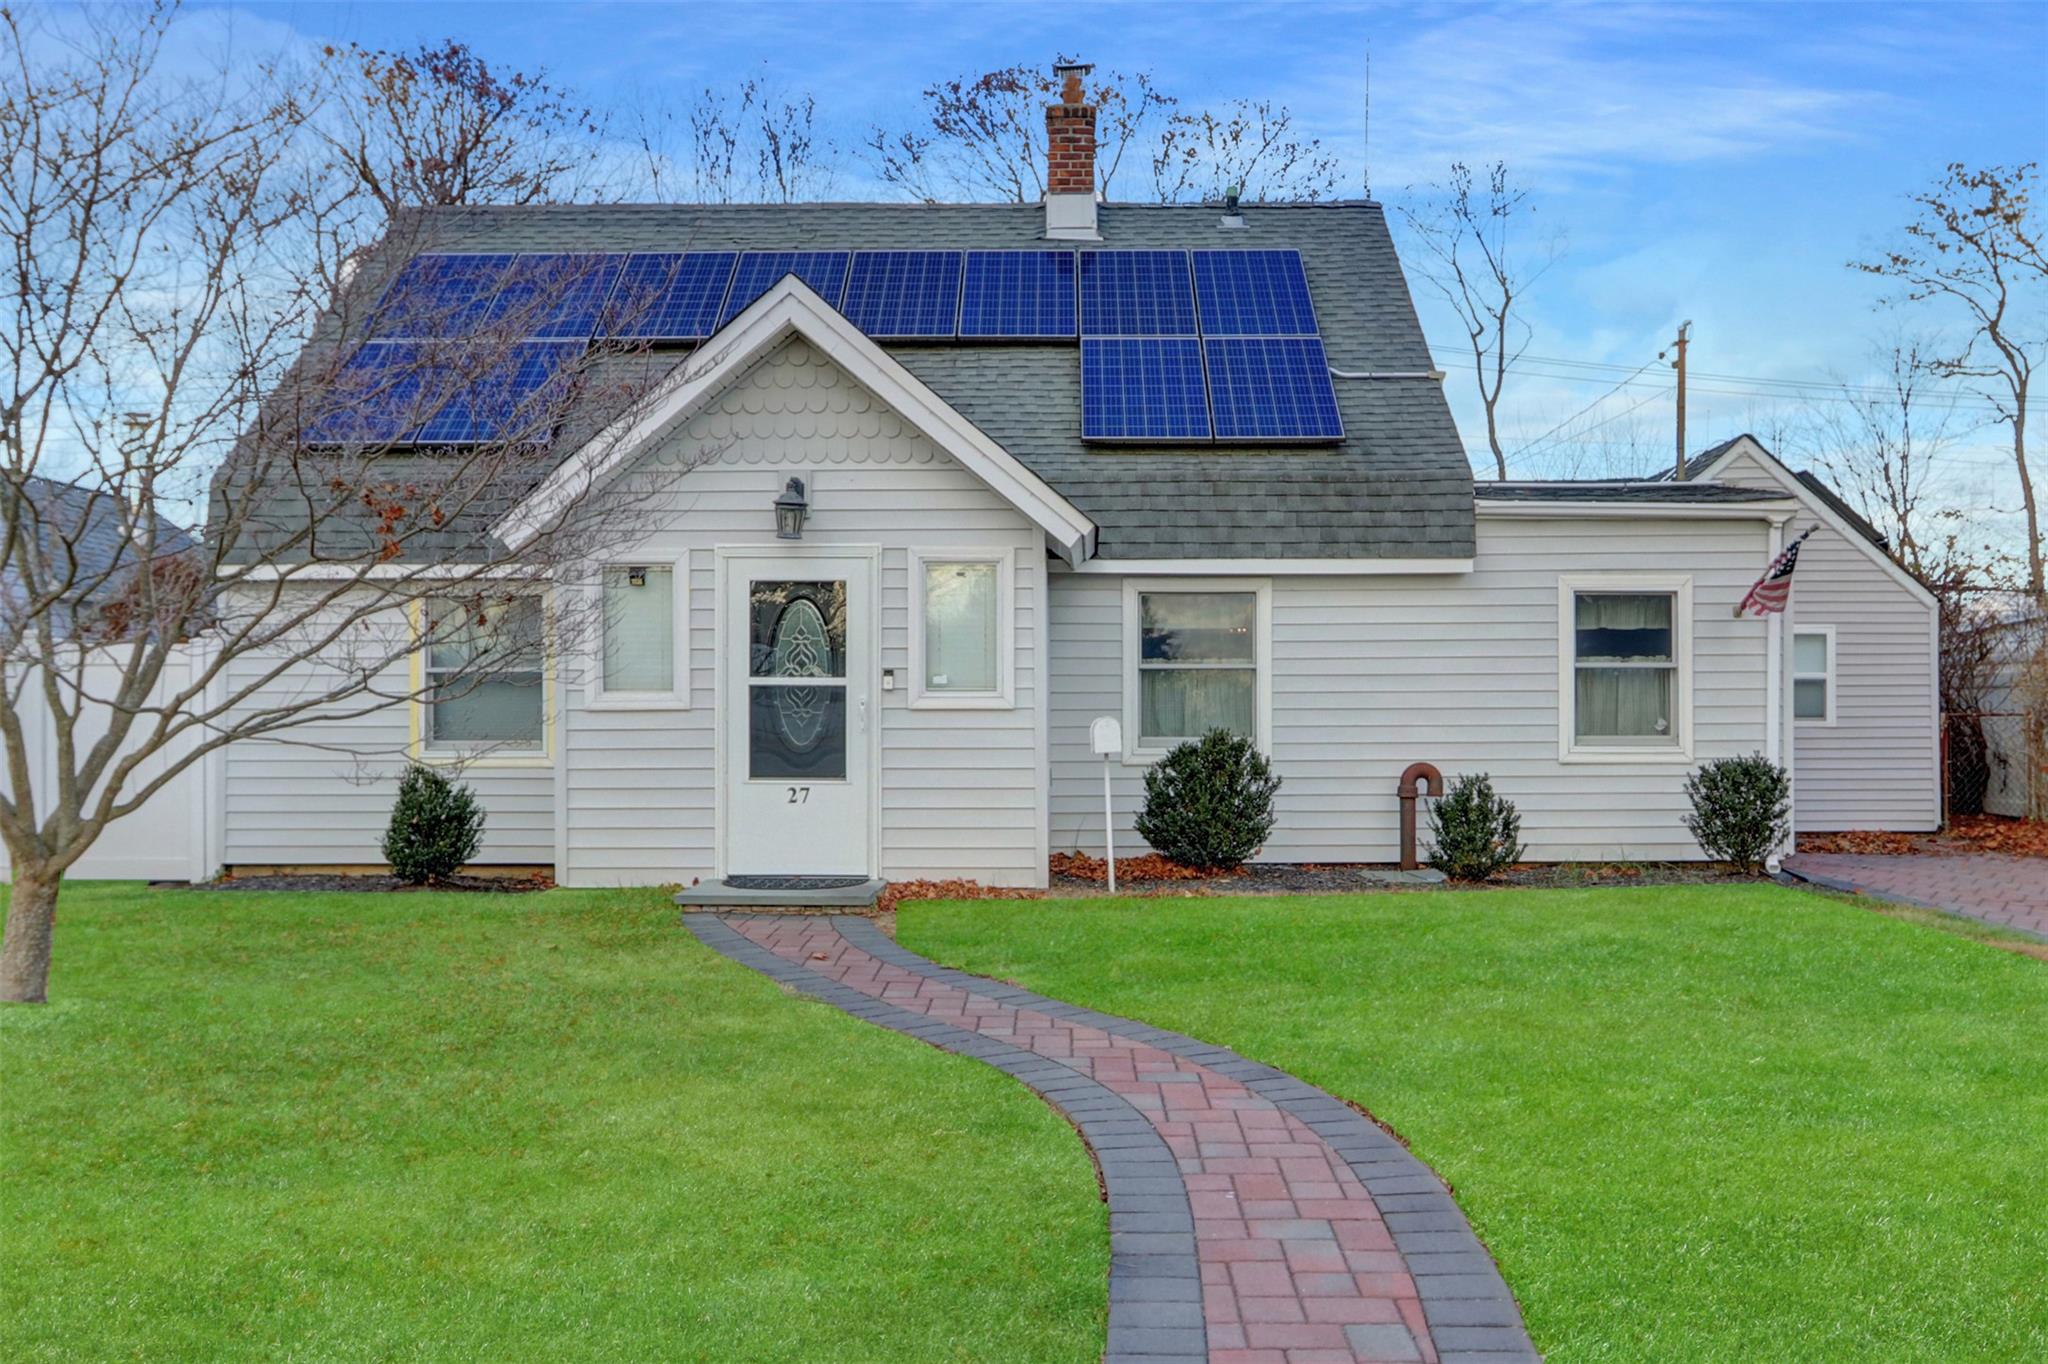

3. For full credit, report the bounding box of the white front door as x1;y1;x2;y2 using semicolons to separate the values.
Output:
721;552;874;877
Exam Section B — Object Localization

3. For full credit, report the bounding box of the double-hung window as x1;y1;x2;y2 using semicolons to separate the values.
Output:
422;595;545;753
1124;579;1270;760
1793;627;1834;723
910;550;1013;708
1559;575;1692;760
593;557;687;706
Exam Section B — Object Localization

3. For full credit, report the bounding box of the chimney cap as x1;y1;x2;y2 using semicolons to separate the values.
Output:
1052;59;1093;103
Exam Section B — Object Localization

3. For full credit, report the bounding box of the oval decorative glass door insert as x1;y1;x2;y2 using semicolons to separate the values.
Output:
748;580;848;779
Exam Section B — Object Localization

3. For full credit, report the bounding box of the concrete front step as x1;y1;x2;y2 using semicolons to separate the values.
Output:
676;876;886;910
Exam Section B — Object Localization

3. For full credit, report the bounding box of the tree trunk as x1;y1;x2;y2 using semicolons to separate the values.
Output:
1;866;60;1005
2012;409;2042;602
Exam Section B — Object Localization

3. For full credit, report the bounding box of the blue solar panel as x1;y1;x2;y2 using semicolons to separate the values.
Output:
719;251;851;326
300;343;444;445
1193;250;1318;337
368;255;515;339
482;254;624;340
1079;251;1197;336
1204;338;1344;441
959;251;1076;338
1080;338;1211;440
841;251;963;338
414;342;585;444
602;252;739;341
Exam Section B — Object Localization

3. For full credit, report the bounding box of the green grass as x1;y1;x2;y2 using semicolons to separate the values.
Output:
903;885;2048;1363
0;883;1104;1363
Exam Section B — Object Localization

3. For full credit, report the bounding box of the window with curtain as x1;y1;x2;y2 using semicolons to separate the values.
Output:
1139;591;1257;743
601;565;675;695
424;596;544;749
1794;630;1832;721
921;559;999;694
1572;591;1676;745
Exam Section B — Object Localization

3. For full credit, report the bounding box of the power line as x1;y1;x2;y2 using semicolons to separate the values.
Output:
1507;383;1674;470
1502;356;1664;464
1431;347;2011;411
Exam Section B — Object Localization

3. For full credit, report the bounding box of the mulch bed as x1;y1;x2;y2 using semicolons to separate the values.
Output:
1798;815;2048;860
195;873;555;894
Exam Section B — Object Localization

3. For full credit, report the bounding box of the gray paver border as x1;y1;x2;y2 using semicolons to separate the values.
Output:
829;917;1539;1364
683;915;1207;1364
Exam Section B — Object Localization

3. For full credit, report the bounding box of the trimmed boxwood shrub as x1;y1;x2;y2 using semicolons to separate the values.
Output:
1134;728;1281;872
1427;772;1524;881
1683;753;1790;874
382;763;485;884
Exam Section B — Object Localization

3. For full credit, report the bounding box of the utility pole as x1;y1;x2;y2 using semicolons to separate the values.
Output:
1668;320;1692;479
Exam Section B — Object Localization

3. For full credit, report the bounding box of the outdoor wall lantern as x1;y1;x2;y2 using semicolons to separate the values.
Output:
773;476;809;540
626;565;648;588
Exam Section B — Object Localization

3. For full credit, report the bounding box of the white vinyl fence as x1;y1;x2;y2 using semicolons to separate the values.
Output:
3;643;218;882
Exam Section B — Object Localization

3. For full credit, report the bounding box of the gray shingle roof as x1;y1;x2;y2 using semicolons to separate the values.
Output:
1475;481;1788;504
314;200;1474;560
4;475;198;635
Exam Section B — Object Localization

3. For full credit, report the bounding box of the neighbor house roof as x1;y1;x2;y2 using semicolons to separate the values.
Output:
248;200;1475;563
3;475;197;633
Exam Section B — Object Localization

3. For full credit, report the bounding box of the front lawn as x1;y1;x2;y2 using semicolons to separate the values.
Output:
904;885;2048;1363
0;884;1104;1364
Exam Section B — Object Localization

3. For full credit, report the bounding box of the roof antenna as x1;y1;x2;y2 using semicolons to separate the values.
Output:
1362;40;1372;201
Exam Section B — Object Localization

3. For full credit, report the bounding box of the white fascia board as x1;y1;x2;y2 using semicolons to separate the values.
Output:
1475;500;1797;523
1061;556;1474;576
493;276;1098;564
219;562;547;581
1687;436;1937;609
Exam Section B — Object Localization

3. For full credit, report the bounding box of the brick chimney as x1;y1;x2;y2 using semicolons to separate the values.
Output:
1044;60;1100;240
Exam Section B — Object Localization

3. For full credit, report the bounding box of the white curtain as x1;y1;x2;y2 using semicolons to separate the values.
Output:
603;566;674;692
1574;593;1672;740
1141;669;1255;740
924;561;997;692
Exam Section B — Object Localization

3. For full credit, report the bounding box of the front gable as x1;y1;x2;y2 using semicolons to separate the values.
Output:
494;277;1096;562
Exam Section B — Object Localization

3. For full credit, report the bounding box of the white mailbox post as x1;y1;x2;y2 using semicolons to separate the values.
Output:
1088;716;1123;893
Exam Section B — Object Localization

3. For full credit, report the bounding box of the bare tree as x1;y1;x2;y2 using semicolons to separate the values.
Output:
866;60;1171;203
630;75;837;203
864;61;1334;205
1398;162;1562;481
320;37;606;218
0;5;685;1004
1148;98;1340;205
1788;337;1970;580
1853;163;2046;601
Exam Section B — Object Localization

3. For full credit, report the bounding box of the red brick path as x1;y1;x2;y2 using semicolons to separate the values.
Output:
730;915;1444;1364
1784;852;2048;941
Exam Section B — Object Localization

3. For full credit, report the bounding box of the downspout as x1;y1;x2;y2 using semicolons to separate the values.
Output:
1396;761;1444;872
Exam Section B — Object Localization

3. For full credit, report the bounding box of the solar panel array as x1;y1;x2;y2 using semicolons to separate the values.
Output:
309;245;1343;447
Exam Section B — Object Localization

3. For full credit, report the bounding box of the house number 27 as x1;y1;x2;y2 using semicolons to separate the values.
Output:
787;786;811;804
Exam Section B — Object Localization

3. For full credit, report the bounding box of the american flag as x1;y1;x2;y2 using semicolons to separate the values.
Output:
1737;526;1816;617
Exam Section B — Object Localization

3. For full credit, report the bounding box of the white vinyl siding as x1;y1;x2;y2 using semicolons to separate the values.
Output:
557;338;1045;886
1051;515;1775;863
1706;444;1938;830
218;592;556;867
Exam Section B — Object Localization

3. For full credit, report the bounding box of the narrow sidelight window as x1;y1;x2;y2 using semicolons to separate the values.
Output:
1793;629;1833;722
602;564;675;694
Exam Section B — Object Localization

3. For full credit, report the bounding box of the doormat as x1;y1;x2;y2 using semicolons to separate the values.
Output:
723;874;873;891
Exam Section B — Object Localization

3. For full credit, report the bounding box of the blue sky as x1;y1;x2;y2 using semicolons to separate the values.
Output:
182;2;2047;506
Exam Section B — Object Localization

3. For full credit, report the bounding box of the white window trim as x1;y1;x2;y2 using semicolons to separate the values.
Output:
1121;577;1273;765
1556;572;1694;764
410;591;555;768
1793;624;1836;726
908;547;1016;710
586;552;690;711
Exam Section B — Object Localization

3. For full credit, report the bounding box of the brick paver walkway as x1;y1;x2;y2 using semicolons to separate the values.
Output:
1784;852;2048;941
686;914;1536;1364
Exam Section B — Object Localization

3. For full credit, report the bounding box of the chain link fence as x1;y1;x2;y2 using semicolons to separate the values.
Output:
1944;710;2046;824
